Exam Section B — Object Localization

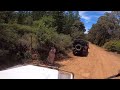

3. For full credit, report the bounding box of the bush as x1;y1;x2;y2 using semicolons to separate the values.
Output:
37;27;72;60
10;24;36;36
0;24;37;62
103;40;120;53
35;16;72;60
0;24;18;50
52;33;72;51
0;49;9;57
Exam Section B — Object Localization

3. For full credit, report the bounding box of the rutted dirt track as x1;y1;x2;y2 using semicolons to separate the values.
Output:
56;43;120;79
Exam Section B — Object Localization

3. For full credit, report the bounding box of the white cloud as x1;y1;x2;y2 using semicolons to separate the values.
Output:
79;11;111;33
82;15;91;21
79;11;87;15
105;11;111;13
84;28;89;34
93;11;111;14
79;11;91;22
84;26;90;34
84;31;88;34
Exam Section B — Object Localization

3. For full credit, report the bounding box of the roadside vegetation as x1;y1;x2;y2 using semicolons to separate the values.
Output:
0;11;86;68
88;11;120;53
0;11;120;69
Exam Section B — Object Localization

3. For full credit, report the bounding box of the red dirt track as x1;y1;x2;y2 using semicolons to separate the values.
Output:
57;43;120;79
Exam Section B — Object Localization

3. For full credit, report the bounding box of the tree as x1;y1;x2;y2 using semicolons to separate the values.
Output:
17;11;26;24
63;11;82;35
70;20;86;40
109;11;120;40
32;11;46;21
88;12;120;46
0;11;16;23
51;11;65;33
74;11;80;20
24;16;33;25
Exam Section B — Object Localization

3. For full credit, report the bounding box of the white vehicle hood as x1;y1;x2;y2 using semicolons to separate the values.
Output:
0;65;58;79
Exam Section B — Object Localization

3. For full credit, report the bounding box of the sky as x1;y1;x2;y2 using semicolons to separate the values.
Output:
79;11;111;33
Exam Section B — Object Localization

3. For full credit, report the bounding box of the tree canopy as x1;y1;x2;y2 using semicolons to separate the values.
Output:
88;11;120;46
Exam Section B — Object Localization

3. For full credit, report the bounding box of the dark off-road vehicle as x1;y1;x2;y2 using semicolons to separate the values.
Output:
72;38;89;56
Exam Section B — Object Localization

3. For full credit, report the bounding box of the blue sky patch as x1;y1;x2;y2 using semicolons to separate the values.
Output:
79;11;111;33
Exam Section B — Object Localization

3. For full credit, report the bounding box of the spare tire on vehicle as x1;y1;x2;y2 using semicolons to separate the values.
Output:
72;38;89;56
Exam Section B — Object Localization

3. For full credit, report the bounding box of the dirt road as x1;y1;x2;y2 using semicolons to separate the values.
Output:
56;43;120;79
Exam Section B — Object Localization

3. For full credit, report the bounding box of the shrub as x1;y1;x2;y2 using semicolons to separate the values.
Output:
103;40;120;53
0;24;37;62
52;33;72;51
35;16;72;60
37;27;72;60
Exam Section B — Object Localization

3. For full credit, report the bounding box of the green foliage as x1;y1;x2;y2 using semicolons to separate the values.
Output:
36;16;72;50
33;15;55;28
24;16;33;25
35;16;56;44
0;11;87;66
0;11;15;23
63;11;82;34
52;33;72;51
70;29;85;40
9;24;35;36
103;40;120;53
32;11;46;20
49;11;65;33
88;12;120;46
0;23;38;64
72;20;86;32
0;49;9;57
70;20;86;40
0;24;18;50
0;23;36;37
